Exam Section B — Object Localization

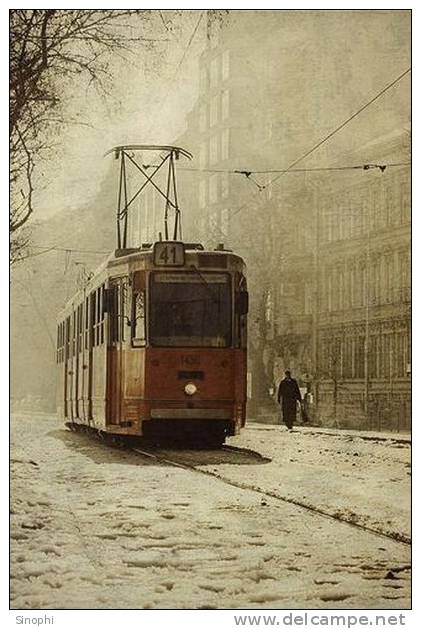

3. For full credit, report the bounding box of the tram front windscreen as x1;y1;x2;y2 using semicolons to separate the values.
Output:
150;272;232;347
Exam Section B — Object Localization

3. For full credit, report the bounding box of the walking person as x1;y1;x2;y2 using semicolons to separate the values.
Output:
277;370;302;431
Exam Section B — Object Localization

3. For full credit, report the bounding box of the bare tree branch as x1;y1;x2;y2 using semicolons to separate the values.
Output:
10;9;164;264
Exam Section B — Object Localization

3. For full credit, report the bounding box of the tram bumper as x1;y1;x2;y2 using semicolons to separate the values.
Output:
150;408;231;420
143;405;238;441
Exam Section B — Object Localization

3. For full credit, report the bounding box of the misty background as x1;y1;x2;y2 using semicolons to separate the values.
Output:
10;10;410;424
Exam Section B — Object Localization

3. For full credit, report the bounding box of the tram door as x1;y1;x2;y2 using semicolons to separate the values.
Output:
73;306;82;419
86;292;95;422
80;296;90;421
64;316;72;418
106;279;123;424
64;314;76;420
70;310;77;419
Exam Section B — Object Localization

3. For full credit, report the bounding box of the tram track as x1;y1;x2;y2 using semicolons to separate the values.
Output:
61;425;410;549
130;444;411;548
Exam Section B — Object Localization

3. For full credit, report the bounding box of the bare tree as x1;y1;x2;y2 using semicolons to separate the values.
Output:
9;9;164;264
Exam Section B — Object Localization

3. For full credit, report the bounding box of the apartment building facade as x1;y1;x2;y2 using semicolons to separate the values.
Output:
313;131;410;430
175;13;411;428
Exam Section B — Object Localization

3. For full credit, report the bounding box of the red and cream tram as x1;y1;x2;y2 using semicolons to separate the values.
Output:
57;241;248;446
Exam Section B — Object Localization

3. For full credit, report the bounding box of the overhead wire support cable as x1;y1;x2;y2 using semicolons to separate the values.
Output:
27;245;109;255
174;11;204;78
230;67;411;218
269;67;411;187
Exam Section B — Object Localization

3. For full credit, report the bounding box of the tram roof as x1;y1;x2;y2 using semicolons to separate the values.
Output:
58;242;245;315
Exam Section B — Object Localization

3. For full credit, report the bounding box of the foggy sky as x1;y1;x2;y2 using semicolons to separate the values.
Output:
31;10;410;225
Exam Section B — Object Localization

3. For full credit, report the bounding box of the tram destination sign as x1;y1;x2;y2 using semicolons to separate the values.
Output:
153;241;185;267
154;273;228;283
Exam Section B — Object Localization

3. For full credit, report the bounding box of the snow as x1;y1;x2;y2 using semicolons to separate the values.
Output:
11;413;410;609
221;423;411;542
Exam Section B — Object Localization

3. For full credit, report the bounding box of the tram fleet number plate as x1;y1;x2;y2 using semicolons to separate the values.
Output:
153;241;185;266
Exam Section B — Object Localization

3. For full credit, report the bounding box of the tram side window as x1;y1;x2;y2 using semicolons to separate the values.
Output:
75;308;79;354
76;305;81;354
65;317;70;360
57;322;65;363
131;290;146;347
96;287;101;346
72;311;76;357
90;285;106;346
236;275;248;349
79;304;83;352
61;322;65;362
121;279;129;343
84;297;89;350
107;284;120;344
91;291;97;347
100;284;104;344
61;321;65;362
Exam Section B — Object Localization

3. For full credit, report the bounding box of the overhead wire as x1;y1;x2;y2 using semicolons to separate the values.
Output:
147;10;205;131
19;245;110;260
18;68;411;261
177;161;410;175
173;11;205;78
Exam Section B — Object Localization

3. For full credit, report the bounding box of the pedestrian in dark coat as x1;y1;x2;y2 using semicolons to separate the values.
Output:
277;370;302;430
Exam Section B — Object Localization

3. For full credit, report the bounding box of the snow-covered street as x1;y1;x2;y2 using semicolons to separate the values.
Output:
11;413;411;609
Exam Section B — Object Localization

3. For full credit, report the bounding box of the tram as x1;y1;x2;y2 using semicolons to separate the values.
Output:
56;241;248;446
56;144;248;446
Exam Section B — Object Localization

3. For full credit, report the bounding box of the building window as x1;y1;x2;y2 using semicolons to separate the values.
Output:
380;334;391;379
349;264;355;308
209;23;219;48
199;143;207;168
385;181;396;226
210;135;218;165
200;104;207;133
209;173;218;204
221;171;229;199
355;336;365;378
369;335;378;379
341;196;350;240
361;263;367;307
199;179;207;209
210;94;219;127
396;330;409;377
398;250;409;301
343;337;353;378
325;209;333;242
371;182;381;229
221;128;230;160
354;205;363;238
221;90;229;120
222;49;230;81
200;66;208;91
210;56;219;89
331;207;339;241
304;283;312;315
372;257;381;305
338;269;344;309
385;256;394;303
209;210;218;232
400;178;410;224
326;271;332;312
221;208;229;235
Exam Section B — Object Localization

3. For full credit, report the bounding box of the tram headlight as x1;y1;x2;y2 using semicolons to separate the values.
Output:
184;383;197;396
